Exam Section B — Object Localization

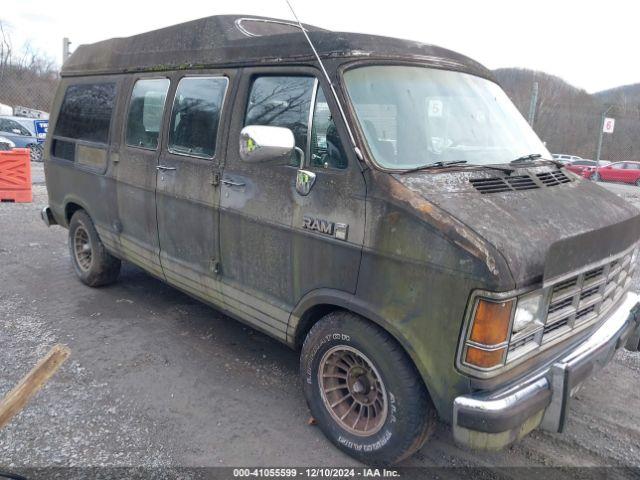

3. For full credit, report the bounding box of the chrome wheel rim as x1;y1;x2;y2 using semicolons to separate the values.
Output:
73;225;92;271
318;345;388;436
30;145;43;162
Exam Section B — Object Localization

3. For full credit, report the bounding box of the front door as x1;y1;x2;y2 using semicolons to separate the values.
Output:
219;67;366;341
605;163;626;182
155;73;231;305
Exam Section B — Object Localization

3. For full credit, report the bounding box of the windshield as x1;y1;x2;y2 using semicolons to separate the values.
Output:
343;66;551;170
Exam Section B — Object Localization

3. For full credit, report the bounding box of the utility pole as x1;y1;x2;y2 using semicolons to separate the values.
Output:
596;104;614;162
528;81;539;126
62;38;71;63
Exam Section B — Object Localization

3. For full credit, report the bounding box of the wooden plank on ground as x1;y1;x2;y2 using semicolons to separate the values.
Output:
0;344;70;430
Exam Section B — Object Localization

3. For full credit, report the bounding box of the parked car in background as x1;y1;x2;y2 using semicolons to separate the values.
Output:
591;161;640;185
0;136;15;150
564;159;611;178
553;153;582;164
13;117;49;142
0;115;46;161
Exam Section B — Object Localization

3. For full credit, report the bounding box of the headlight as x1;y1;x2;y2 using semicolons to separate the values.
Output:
512;291;544;336
463;291;545;371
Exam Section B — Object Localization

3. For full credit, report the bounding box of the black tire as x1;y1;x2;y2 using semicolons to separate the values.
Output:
300;311;436;465
625;327;640;352
590;172;600;181
68;210;121;287
635;178;640;187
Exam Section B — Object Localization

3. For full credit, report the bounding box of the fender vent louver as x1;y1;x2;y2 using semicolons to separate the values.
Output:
537;171;572;186
470;171;573;194
470;175;538;194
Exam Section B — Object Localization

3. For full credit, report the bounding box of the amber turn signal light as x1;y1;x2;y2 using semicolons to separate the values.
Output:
465;346;507;369
468;298;514;346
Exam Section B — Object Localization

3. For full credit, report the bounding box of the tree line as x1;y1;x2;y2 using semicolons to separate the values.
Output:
495;68;639;162
0;21;58;112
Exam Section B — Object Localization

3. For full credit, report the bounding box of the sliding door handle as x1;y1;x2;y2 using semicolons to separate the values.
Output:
221;178;246;187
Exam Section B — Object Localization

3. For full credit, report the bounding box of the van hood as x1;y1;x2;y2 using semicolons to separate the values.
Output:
394;166;640;288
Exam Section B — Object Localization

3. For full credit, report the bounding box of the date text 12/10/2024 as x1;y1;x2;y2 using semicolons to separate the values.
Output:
232;468;401;478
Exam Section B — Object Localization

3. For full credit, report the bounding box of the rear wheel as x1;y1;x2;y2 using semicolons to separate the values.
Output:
635;178;640;187
590;172;600;181
300;311;435;465
68;210;121;287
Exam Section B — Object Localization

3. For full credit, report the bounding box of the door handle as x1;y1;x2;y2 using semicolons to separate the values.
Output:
221;178;246;187
156;165;177;171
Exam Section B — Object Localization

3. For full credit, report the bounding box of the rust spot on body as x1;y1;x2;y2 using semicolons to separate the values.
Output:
386;174;499;276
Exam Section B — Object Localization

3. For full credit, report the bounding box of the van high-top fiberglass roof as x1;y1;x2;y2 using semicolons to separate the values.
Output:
62;15;491;79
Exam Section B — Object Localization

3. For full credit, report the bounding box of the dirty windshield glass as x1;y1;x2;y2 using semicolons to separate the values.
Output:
344;66;551;170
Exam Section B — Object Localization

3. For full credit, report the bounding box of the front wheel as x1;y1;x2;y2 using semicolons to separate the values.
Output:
635;178;640;187
590;172;601;181
300;312;435;465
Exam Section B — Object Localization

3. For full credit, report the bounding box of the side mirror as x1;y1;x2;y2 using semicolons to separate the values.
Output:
239;125;294;163
239;124;317;196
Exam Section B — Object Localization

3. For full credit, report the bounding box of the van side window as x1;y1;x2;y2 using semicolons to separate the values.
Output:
168;77;228;158
245;76;315;165
54;83;116;144
310;88;347;169
126;78;170;150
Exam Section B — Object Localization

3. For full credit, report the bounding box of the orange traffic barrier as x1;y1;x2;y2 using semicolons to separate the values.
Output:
0;148;32;203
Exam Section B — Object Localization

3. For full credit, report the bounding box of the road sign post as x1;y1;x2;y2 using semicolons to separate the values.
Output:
596;106;615;162
603;117;615;134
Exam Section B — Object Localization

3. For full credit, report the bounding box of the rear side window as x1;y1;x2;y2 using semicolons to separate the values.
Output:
126;78;170;150
245;76;315;157
54;83;116;144
168;77;228;158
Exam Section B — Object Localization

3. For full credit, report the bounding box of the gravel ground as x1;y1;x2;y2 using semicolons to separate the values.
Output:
0;164;639;473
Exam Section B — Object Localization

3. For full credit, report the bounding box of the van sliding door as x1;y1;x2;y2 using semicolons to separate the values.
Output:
115;77;170;278
155;73;231;306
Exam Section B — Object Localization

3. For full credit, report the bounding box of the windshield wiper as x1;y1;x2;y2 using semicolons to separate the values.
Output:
401;160;468;174
511;153;542;164
401;161;517;175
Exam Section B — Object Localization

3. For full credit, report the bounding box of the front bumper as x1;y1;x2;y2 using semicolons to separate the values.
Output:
452;291;640;450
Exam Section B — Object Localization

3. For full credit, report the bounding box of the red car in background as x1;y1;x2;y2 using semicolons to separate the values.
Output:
564;159;611;179
591;161;640;185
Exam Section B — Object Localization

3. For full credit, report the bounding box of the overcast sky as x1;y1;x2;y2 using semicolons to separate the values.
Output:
1;0;638;93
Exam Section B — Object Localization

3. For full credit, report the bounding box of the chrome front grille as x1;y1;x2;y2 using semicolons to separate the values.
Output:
507;247;636;360
545;250;634;343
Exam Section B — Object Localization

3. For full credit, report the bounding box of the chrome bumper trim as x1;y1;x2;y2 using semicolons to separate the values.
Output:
453;291;640;450
41;206;57;227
